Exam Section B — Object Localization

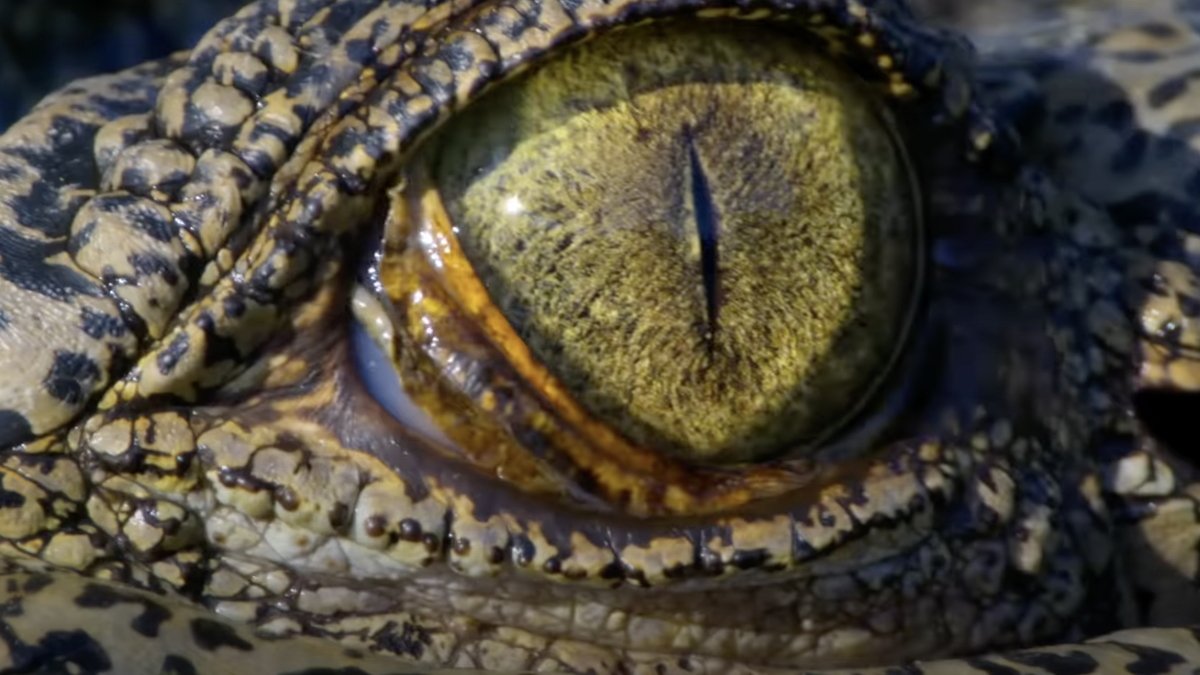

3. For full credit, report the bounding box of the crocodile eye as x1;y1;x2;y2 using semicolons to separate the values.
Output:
365;20;922;470
386;21;921;465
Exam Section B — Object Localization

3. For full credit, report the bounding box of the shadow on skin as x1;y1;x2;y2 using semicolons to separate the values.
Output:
973;19;1200;634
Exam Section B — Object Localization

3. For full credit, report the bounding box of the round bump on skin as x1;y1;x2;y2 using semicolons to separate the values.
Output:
253;26;301;75
40;532;99;570
0;467;49;540
212;52;272;97
1105;450;1176;497
173;150;259;257
183;81;256;150
104;139;197;199
94;115;154;178
350;480;445;568
67;192;192;338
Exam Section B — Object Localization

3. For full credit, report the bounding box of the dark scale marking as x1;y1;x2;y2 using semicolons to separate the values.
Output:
398;518;422;542
285;64;335;101
75;583;173;638
1153;135;1189;159
22;574;52;594
248;120;296;146
364;514;388;538
1110;133;1148;173
0;413;33;449
964;658;1021;675
2;116;101;237
451;534;471;557
120;166;179;199
1167;116;1200;139
1147;73;1192;109
1178;293;1200;318
410;57;457;103
189;617;254;651
80;307;128;339
43;351;102;406
6;628;114;673
1107;49;1169;63
1110;192;1197;230
343;38;375;65
817;506;837;527
235;146;278;179
1052;103;1087;125
223;295;247;318
230;67;271;98
156;331;191;375
0;227;99;302
1005;649;1101;674
368;620;432;659
121;197;180;243
731;548;768;570
317;0;374;35
85;93;162;120
697;548;725;575
421;532;439;553
1093;99;1135;130
440;39;479;72
0;598;22;618
1113;641;1187;674
161;654;200;675
510;534;536;566
559;0;588;19
278;662;372;667
328;501;350;530
276;485;300;511
0;309;9;331
1138;22;1182;38
70;217;97;251
129;253;182;286
1185;168;1200;200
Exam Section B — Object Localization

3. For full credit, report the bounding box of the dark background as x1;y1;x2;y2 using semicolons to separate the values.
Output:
0;0;247;128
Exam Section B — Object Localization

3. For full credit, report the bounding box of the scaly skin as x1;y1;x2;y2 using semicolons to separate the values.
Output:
0;0;1197;673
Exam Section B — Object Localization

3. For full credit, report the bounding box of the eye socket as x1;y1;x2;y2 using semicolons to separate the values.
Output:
399;20;921;464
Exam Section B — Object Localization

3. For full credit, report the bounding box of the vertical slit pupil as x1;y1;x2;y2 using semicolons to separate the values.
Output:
685;128;720;344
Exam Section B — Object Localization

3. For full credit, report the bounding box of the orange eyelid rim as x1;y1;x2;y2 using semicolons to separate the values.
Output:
380;170;819;517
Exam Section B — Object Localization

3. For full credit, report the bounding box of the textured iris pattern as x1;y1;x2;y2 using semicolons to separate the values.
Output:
0;0;246;129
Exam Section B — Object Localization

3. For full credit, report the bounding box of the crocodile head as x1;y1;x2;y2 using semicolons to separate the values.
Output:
0;0;1197;672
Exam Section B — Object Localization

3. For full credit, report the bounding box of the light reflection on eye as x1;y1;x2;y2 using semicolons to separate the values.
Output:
502;194;525;216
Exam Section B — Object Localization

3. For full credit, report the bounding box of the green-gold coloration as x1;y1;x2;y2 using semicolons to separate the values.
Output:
0;0;1197;673
429;21;918;462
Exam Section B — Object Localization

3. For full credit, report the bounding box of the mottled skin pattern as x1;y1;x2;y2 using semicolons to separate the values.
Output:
0;0;1198;673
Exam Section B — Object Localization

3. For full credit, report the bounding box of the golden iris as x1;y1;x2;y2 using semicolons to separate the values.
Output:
414;20;920;464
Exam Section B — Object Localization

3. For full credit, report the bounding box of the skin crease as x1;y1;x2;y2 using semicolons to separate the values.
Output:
426;21;918;463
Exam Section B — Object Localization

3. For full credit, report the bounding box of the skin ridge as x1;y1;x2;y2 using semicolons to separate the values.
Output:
0;0;1196;673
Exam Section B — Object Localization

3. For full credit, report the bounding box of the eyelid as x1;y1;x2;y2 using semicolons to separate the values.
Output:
350;289;455;448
